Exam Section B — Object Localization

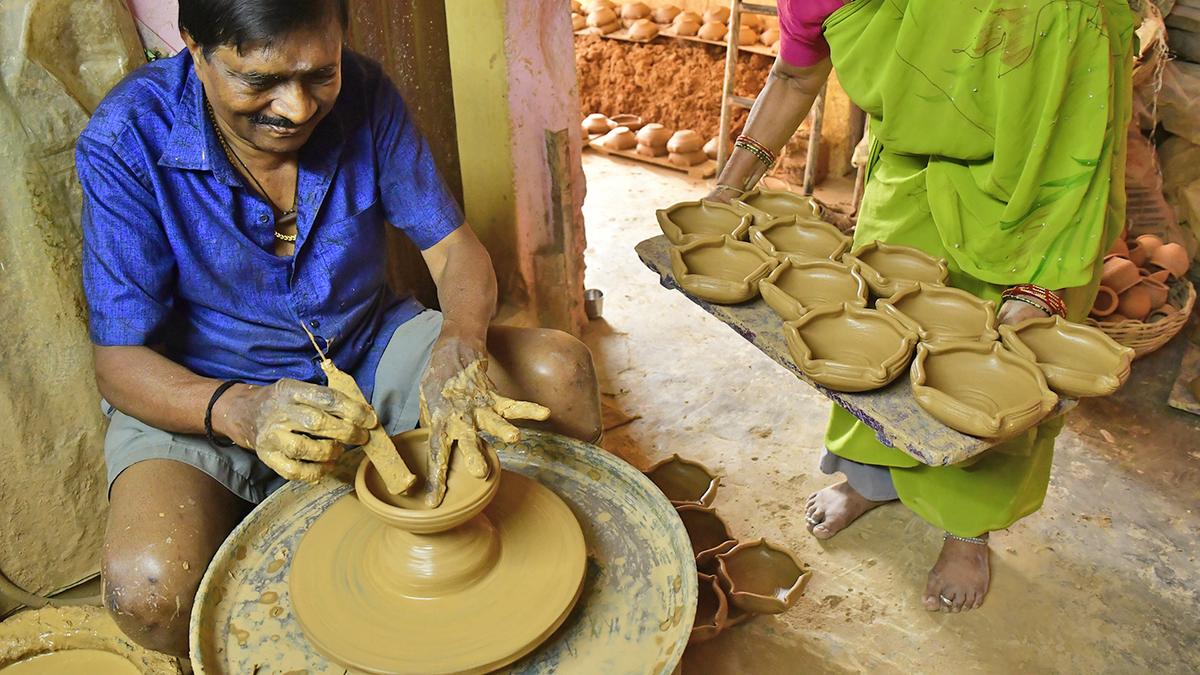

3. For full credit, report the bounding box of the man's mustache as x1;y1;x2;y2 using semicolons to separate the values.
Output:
250;113;299;129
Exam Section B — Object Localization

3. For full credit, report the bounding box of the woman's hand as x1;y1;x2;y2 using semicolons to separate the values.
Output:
703;185;743;204
997;299;1050;326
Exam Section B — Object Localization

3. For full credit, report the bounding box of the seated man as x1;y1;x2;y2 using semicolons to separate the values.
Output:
78;0;601;655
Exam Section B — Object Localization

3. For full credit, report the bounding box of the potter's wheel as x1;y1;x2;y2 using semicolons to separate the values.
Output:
190;431;696;674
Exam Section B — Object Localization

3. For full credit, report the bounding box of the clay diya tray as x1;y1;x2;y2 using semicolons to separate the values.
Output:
669;235;777;304
732;188;823;227
783;303;918;393
749;216;852;263
999;316;1134;398
877;283;999;343
587;136;717;178
190;431;696;674
844;241;950;298
759;259;868;322
0;606;180;674
911;341;1059;439
635;235;1078;465
657;201;753;245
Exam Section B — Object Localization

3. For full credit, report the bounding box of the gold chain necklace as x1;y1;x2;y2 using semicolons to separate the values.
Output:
206;100;298;243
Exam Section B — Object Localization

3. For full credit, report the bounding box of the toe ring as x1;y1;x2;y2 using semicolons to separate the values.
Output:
939;594;953;606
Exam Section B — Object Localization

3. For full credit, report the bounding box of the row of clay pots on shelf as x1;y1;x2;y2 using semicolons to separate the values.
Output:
584;113;719;167
574;1;781;48
1093;234;1189;323
643;455;811;643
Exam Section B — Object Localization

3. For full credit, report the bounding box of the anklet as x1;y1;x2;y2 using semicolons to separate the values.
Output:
944;532;988;546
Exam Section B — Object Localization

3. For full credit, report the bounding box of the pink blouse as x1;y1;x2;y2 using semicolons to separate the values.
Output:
777;0;846;67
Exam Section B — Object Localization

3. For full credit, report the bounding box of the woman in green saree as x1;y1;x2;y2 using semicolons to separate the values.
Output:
709;0;1135;612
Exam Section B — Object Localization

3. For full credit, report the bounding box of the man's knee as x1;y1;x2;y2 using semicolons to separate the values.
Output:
103;546;200;656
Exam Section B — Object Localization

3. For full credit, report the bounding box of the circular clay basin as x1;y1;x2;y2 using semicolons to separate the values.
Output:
0;606;179;675
675;504;736;570
759;259;868;322
645;454;720;507
784;303;919;393
732;188;822;226
877;282;998;343
715;539;811;615
657;200;753;245
845;241;950;298
670;235;778;304
999;316;1134;398
690;573;730;644
749;216;853;263
911;341;1058;439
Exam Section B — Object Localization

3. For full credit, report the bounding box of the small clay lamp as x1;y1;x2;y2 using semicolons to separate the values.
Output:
667;129;703;154
1116;284;1152;322
588;7;620;34
599;126;636;151
749;215;852;263
608;113;644;131
690;573;730;644
911;341;1058;439
715;539;811;615
644;454;720;507
653;5;681;24
582;113;611;135
1101;254;1141;293
698;21;727;41
844;241;949;298
676;504;737;570
670;235;778;304
703;6;731;23
627;18;659;41
1000;316;1134;398
784;303;919;392
657;200;752;244
620;1;650;21
1137;272;1170;309
1090;286;1119;319
1149;242;1189;279
732;188;823;227
876;282;999;343
672;16;701;36
737;24;757;45
759;259;868;322
636;122;672;148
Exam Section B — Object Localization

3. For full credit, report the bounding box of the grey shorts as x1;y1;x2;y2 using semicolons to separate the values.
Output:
102;310;444;503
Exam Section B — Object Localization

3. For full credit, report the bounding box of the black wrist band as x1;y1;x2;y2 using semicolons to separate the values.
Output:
205;379;245;448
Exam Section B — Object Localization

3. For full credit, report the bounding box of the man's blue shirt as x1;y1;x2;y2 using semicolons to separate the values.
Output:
77;49;461;399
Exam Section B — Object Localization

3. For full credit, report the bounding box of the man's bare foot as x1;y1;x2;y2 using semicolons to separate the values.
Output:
804;481;892;540
922;535;990;613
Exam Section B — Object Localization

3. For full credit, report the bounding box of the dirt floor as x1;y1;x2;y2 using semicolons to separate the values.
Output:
579;152;1200;674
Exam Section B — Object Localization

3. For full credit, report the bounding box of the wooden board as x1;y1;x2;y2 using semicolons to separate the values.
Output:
635;235;1078;467
587;137;716;178
574;26;778;58
1168;336;1200;417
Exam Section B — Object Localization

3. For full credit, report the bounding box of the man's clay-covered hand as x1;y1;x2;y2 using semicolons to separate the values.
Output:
235;379;376;482
419;346;549;507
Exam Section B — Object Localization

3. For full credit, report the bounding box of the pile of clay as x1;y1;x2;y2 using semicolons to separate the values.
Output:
571;1;783;52
289;428;587;674
643;455;811;643
583;113;718;168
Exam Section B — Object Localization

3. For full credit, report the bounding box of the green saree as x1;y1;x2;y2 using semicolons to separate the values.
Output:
821;0;1136;536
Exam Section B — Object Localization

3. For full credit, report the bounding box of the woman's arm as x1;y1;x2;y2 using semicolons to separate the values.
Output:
707;57;833;203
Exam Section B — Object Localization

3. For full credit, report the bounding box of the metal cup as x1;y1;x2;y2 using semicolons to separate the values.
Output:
584;289;604;320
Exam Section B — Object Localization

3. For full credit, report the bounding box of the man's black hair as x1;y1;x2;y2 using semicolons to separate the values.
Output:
179;0;349;57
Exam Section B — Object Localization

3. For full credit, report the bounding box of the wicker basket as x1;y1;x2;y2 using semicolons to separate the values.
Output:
1086;278;1196;358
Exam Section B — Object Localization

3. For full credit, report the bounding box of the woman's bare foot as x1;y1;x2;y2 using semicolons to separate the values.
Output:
804;481;892;540
922;535;990;613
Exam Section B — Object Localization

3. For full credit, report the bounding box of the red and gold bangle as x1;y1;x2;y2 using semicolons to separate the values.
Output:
1002;284;1067;318
734;134;776;169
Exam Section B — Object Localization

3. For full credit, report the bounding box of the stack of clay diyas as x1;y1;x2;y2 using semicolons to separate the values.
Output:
578;0;619;34
658;199;776;305
582;112;645;149
1091;234;1190;325
643;455;811;643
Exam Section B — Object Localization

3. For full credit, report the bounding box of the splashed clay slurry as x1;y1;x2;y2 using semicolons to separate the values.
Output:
732;188;822;227
759;259;868;322
784;303;919;392
289;430;586;674
844;241;951;298
670;235;778;304
749;216;852;263
645;454;720;507
0;650;140;674
0;606;179;674
911;341;1059;439
690;573;729;644
877;282;999;343
715;539;812;615
657;200;752;245
675;505;737;570
999;316;1135;398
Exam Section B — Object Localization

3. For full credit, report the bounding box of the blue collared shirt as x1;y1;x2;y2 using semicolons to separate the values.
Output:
78;50;462;399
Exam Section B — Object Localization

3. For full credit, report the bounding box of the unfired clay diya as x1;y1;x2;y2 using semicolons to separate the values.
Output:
621;1;650;21
999;316;1134;398
715;539;811;615
676;504;737;570
703;6;731;23
876;282;999;343
645;454;720;507
582;113;611;135
587;7;619;34
628;18;659;41
911;341;1058;439
759;258;868;322
669;235;778;304
732;188;823;226
289;429;587;674
658;200;752;245
653;5;681;23
784;303;919;392
690;573;730;644
737;24;758;45
572;13;587;30
608;113;644;131
698;21;727;41
749;216;852;263
672;16;701;36
599;126;636;151
844;241;950;298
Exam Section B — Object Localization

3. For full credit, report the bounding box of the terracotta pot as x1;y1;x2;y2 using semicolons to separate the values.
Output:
1149;242;1190;279
672;17;701;36
675;505;736;570
1107;237;1130;259
571;13;586;30
620;1;650;19
635;143;666;158
656;200;752;245
1144;268;1170;284
698;20;727;41
673;10;701;26
759;27;780;47
666;129;703;154
715;539;811;615
702;6;730;23
1100;254;1141;293
703;137;720;160
608;113;644;131
783;303;919;392
690;573;729;644
1090;285;1119;318
737;25;757;46
599;126;635;151
668;150;708;167
1137;275;1170;309
636;123;672;147
1127;241;1149;267
644;454;720;506
627;18;658;41
1134;234;1164;259
652;6;681;24
587;7;617;28
581;113;611;135
1116;285;1152;322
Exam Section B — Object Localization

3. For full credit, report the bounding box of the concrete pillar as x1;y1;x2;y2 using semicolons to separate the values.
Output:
446;0;589;335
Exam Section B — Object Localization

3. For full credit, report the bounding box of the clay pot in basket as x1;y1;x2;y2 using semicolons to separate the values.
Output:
1090;286;1119;319
1107;237;1130;259
1117;285;1152;322
1138;274;1170;309
1101;255;1141;294
1127;241;1150;267
1149;243;1189;279
1134;234;1164;260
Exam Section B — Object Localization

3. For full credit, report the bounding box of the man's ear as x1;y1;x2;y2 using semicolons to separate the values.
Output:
181;30;205;62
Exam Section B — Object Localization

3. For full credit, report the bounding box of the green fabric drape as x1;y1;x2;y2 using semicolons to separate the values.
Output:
821;0;1135;536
